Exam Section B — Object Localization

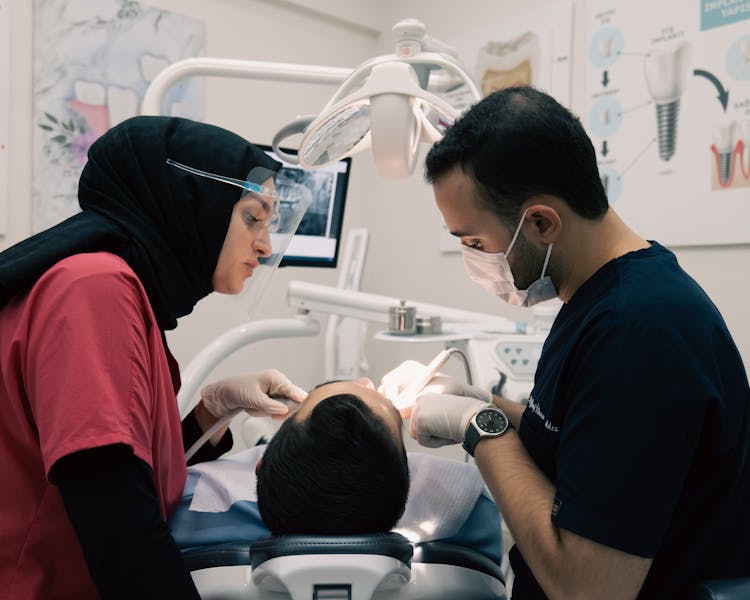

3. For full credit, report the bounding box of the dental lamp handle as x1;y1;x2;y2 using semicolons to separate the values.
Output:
272;115;315;164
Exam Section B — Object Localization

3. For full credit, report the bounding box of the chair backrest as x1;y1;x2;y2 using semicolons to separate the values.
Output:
692;578;750;600
250;533;414;569
249;533;414;600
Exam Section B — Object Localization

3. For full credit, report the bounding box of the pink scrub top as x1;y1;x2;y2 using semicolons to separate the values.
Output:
0;252;187;600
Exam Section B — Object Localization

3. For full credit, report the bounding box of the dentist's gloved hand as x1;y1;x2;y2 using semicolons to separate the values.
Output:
379;360;492;404
409;393;489;448
200;369;308;419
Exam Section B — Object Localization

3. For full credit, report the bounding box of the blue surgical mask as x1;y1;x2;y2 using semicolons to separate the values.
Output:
460;208;558;307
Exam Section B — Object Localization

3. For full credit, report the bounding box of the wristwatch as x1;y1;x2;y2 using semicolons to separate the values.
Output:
462;406;510;457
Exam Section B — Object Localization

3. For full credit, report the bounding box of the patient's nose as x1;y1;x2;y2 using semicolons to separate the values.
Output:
354;377;375;390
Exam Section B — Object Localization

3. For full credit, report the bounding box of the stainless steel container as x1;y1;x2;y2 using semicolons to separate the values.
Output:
388;300;417;335
416;315;442;335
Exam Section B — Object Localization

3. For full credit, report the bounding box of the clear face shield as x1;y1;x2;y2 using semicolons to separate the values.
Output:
166;159;312;316
237;168;312;316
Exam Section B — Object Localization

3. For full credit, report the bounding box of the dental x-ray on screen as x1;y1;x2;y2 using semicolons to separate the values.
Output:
259;144;351;268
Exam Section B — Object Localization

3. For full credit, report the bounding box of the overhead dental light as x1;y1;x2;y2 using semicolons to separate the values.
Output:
141;19;480;177
271;18;481;177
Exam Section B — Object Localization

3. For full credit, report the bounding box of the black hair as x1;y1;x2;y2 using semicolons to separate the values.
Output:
425;86;608;225
256;393;410;535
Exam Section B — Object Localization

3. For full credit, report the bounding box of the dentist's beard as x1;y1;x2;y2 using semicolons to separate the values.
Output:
507;231;550;291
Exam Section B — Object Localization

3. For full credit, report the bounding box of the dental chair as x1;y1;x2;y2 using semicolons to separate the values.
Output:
184;532;507;600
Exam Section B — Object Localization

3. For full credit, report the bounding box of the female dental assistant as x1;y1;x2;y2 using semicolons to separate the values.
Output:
0;116;307;599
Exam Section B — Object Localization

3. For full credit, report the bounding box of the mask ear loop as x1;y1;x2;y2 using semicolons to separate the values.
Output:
540;243;553;278
505;207;531;256
507;207;554;278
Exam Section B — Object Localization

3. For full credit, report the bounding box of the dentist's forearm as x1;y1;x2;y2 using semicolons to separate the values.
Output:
474;432;563;593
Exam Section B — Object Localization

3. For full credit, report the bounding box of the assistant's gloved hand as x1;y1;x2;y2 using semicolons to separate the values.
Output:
200;369;308;419
409;393;489;448
379;360;492;404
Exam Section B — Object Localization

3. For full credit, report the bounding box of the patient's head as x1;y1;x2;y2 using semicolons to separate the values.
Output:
256;378;410;535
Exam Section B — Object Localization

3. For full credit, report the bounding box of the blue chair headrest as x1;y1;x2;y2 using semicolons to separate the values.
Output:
250;532;414;569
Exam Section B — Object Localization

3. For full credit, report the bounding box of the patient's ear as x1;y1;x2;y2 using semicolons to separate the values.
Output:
255;458;262;476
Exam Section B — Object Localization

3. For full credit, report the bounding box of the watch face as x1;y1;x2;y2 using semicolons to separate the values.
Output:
476;409;508;433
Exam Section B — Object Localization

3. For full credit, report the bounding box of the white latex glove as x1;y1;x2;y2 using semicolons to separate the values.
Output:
409;393;489;448
379;360;492;404
200;369;308;419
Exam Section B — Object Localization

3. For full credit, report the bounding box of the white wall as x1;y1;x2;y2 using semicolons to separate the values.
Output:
5;0;750;427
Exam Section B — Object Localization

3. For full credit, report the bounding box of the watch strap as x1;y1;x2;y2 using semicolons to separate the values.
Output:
462;424;483;456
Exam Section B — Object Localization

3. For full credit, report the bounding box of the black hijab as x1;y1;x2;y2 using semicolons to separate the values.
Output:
0;116;280;330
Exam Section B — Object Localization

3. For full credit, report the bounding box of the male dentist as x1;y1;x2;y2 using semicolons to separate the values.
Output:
393;86;750;599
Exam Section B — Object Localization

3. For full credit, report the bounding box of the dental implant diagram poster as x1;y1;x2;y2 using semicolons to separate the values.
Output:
585;1;750;246
32;0;205;233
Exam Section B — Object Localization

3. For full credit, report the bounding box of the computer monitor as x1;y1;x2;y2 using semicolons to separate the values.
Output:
258;144;351;268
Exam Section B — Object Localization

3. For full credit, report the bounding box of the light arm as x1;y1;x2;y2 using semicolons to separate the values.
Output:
141;57;352;116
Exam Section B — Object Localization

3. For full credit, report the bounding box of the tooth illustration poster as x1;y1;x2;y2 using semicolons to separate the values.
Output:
32;0;205;233
586;1;750;246
437;0;574;253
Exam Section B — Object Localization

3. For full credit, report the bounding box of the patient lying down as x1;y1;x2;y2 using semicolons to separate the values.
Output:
169;379;502;563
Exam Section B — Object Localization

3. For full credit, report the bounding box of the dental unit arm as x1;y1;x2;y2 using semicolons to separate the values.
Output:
176;280;518;419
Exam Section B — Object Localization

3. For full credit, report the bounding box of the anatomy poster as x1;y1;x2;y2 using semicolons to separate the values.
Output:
438;0;575;252
0;0;9;234
586;1;750;246
32;0;205;232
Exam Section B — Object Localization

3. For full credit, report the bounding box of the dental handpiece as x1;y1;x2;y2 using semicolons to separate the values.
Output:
394;349;453;414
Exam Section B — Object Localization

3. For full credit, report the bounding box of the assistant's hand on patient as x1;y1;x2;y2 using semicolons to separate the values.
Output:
409;393;489;448
200;369;308;419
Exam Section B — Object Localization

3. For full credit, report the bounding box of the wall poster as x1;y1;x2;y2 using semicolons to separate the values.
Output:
436;1;575;252
33;0;205;232
585;1;750;246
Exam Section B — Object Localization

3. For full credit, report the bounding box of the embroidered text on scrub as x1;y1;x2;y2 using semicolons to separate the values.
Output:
527;394;559;432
